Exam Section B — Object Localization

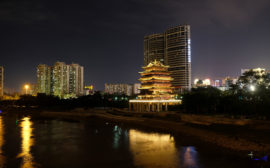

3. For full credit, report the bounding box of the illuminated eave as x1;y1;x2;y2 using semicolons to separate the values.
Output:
140;80;173;84
138;95;176;98
141;70;168;74
142;67;168;71
150;88;173;91
140;71;170;74
129;99;181;103
140;87;173;90
139;77;173;81
140;85;173;88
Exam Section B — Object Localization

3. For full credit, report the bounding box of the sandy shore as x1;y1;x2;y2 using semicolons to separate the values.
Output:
34;108;270;157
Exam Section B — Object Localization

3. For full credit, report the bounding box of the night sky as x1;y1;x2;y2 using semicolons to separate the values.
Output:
1;0;270;91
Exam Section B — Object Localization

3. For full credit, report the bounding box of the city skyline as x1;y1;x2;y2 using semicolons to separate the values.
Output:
1;0;270;91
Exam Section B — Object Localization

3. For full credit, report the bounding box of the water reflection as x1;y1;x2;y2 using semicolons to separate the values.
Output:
183;146;198;168
113;125;121;149
129;129;179;168
0;116;5;167
113;125;128;149
18;117;35;168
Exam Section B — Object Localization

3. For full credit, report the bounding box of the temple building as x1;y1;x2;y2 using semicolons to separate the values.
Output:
129;60;181;112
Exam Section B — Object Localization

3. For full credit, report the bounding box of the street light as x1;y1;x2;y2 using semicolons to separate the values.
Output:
250;85;256;92
24;84;30;95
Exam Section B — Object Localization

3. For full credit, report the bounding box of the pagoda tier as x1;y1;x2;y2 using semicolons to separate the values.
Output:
137;60;176;100
140;72;171;76
129;60;181;112
139;76;173;81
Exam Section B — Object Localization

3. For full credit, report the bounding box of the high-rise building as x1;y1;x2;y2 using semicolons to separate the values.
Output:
37;62;84;98
222;77;238;88
144;25;191;91
0;67;3;97
144;33;165;65
53;62;69;97
37;64;53;95
105;83;133;96
68;63;84;96
133;83;141;95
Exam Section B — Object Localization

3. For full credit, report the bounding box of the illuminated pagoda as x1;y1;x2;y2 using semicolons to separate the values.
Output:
129;60;181;112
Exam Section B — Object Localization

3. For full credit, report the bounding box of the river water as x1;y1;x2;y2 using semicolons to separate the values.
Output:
0;115;262;168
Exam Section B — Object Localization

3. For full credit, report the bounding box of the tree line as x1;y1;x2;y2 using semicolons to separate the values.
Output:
0;92;132;111
182;70;270;118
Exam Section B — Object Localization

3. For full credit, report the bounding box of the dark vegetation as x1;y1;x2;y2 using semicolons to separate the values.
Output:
0;92;133;111
182;70;270;119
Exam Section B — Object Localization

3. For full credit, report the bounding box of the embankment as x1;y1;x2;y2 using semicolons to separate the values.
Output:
36;108;270;156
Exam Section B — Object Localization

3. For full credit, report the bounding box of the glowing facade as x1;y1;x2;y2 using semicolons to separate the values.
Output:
37;64;53;95
53;62;69;97
133;83;141;95
139;60;174;100
68;64;84;97
105;83;133;96
37;62;84;98
129;60;181;112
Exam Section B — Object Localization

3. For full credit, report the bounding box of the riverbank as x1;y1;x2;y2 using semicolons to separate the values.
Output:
22;108;270;158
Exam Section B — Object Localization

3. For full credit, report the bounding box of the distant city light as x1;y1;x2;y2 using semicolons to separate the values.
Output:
203;79;211;86
194;79;199;85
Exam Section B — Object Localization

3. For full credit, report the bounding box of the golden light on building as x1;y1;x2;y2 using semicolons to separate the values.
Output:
17;117;35;168
129;129;179;168
0;116;5;167
129;60;181;112
85;85;93;90
202;79;211;86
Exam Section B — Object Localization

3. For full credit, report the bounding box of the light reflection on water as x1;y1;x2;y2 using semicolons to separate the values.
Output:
17;117;35;168
183;146;199;168
0;116;257;168
129;129;180;168
0;116;5;167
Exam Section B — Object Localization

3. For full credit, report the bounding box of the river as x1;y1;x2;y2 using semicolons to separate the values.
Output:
0;115;263;168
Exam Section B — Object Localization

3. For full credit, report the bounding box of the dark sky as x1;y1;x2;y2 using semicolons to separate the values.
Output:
1;0;270;91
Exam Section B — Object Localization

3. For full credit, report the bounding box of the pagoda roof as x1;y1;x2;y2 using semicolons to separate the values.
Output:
142;60;169;69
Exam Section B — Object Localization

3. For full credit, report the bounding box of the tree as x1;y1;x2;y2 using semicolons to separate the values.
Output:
237;69;270;92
